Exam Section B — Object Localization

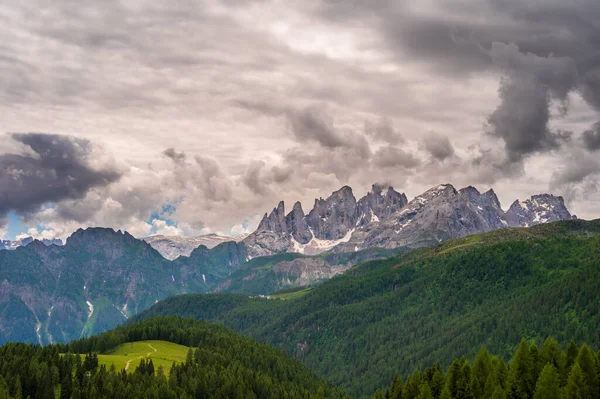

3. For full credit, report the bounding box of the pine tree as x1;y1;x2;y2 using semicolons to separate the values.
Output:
404;370;422;399
574;344;598;398
533;364;560;399
147;359;155;376
440;386;452;399
565;341;579;373
12;377;22;399
491;385;507;399
60;368;72;399
564;363;585;399
472;347;492;398
186;348;194;365
429;369;445;399
529;343;541;385
540;337;564;373
507;339;534;399
390;376;403;399
417;383;434;399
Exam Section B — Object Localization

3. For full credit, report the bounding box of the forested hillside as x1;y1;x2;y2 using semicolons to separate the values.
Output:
133;220;600;396
0;317;345;399
375;338;600;399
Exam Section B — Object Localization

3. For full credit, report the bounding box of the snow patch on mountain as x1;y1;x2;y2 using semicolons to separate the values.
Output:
86;301;94;319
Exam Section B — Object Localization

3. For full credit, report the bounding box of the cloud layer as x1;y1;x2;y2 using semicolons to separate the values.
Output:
0;0;598;239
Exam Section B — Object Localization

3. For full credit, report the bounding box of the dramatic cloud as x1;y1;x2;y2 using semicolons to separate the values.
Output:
582;123;600;151
286;107;371;159
0;133;120;218
373;146;420;169
423;132;455;161
0;0;599;238
486;74;569;162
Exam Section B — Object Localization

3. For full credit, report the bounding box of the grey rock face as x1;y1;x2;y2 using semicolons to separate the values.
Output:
286;202;312;244
244;183;577;257
357;184;408;226
257;201;288;233
506;194;576;227
306;186;358;240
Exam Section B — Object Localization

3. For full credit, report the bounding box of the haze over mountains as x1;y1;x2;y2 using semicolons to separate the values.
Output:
142;233;247;260
0;237;63;251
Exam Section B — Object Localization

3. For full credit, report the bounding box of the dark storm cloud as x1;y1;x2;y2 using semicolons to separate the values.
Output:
318;0;600;167
486;74;571;162
423;132;455;161
582;123;600;151
286;107;345;148
0;133;121;216
364;118;404;145
285;107;371;159
373;146;420;169
163;148;187;162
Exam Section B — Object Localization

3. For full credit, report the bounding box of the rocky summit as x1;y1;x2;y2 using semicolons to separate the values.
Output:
243;183;576;256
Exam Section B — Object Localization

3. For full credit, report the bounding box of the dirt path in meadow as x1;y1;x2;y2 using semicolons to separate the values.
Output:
124;343;157;370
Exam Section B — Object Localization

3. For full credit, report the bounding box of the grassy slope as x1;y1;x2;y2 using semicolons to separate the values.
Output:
133;219;600;397
98;340;188;375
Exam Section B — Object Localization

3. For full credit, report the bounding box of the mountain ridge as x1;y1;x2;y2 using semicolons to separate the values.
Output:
242;183;576;257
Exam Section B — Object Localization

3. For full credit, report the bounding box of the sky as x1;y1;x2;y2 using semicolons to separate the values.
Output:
0;0;599;240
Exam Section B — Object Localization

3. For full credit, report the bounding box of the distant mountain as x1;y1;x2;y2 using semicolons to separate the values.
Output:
0;237;63;251
143;233;247;260
214;247;399;295
0;226;392;345
0;227;248;345
242;183;576;256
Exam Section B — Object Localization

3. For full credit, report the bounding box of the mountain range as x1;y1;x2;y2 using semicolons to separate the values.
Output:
0;237;63;251
0;183;577;347
241;183;576;257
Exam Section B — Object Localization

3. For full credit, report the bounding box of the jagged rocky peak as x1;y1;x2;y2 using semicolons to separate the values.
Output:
506;194;576;227
257;200;287;233
307;186;359;240
357;184;408;225
484;188;502;209
459;186;502;210
285;201;312;244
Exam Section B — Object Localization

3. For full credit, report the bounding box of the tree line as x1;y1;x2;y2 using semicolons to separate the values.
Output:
0;316;345;399
374;337;599;399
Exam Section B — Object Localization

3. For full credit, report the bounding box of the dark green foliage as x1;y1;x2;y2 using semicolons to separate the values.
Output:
381;339;598;399
0;317;344;398
133;219;600;396
533;364;561;399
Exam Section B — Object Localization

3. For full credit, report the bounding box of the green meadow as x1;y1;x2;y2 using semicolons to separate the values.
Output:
96;340;189;375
